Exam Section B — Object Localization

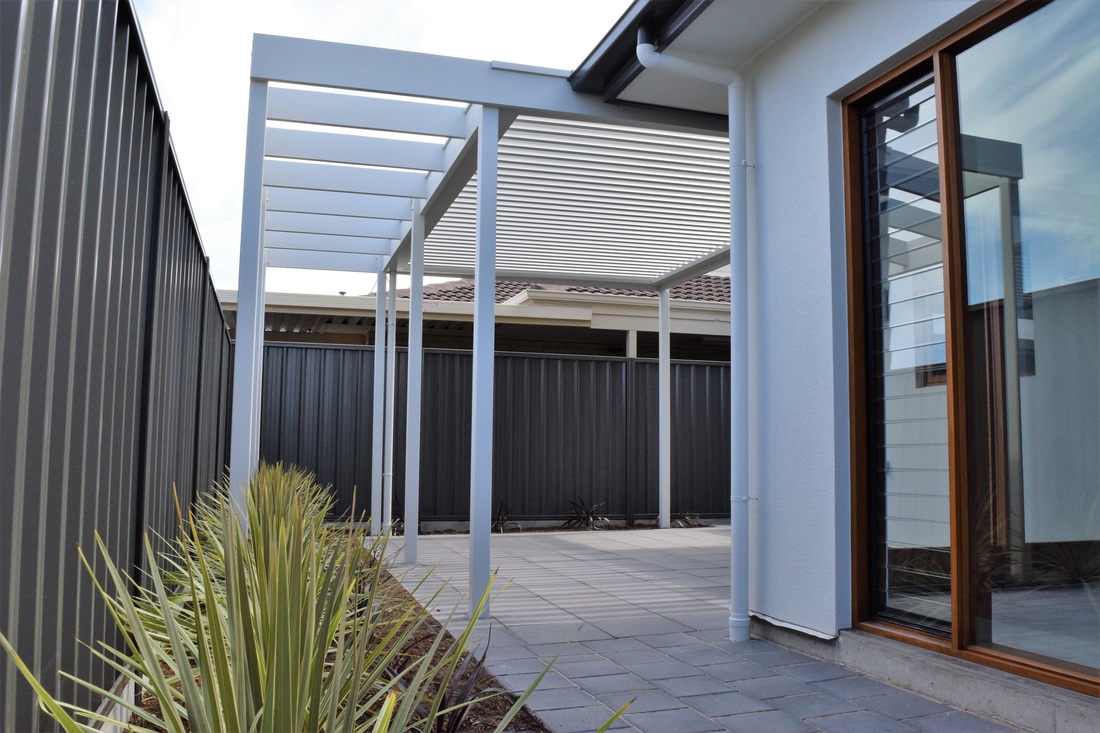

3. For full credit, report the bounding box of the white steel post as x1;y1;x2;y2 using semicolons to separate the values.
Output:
229;79;269;516
469;106;499;618
370;266;388;536
404;201;425;564
383;271;398;533
728;77;751;642
658;288;672;529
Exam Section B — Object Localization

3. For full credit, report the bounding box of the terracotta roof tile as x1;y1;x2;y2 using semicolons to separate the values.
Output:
407;275;729;304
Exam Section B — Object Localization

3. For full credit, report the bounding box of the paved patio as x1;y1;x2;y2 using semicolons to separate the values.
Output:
388;527;1021;733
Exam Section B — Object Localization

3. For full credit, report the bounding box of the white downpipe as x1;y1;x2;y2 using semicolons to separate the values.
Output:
658;288;672;529
727;75;751;644
635;29;739;87
404;201;425;564
370;266;387;536
469;106;499;619
383;271;398;533
637;29;751;642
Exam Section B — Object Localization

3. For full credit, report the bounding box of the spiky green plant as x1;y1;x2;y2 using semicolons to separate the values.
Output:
1;463;630;732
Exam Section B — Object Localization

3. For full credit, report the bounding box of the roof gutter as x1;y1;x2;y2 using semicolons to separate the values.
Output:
636;27;752;645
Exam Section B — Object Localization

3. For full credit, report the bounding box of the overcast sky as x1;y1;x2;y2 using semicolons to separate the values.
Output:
131;0;633;295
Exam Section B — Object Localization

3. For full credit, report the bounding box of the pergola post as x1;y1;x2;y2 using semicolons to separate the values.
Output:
658;287;672;529
404;201;425;563
383;271;398;533
229;79;270;516
469;106;499;618
370;265;388;536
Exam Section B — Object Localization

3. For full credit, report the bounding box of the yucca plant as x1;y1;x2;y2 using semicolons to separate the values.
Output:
2;464;634;732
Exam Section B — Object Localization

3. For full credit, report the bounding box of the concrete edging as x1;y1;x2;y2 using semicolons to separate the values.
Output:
751;618;1099;733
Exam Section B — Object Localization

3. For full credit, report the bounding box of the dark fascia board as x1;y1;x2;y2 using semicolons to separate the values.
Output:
570;0;714;97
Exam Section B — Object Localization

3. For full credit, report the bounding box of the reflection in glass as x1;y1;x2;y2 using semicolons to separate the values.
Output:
861;76;951;632
957;0;1100;672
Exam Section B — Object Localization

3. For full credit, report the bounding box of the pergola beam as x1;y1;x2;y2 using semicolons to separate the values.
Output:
266;86;469;138
264;231;396;256
654;246;732;291
266;211;404;239
265;249;382;272
263;159;429;199
265;127;447;172
264;188;416;220
251;34;727;134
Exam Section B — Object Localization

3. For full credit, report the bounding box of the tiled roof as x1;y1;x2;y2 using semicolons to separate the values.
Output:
405;275;730;304
414;280;545;303
564;276;730;302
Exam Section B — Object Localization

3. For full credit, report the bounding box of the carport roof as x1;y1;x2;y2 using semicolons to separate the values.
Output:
247;33;731;291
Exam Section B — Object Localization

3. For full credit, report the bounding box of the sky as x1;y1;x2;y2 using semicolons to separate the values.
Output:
131;0;634;295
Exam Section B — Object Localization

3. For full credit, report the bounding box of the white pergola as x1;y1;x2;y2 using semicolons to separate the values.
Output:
230;34;747;633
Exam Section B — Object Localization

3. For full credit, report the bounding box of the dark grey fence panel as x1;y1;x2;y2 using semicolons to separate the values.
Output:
259;344;730;526
492;353;630;519
0;2;231;730
260;344;376;513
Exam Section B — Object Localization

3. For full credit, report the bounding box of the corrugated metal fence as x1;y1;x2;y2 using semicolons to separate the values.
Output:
261;344;731;523
0;2;232;730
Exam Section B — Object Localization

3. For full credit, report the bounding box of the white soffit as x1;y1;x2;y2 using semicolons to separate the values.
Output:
253;35;730;288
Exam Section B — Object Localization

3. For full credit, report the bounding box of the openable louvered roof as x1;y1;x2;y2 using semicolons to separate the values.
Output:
251;35;730;291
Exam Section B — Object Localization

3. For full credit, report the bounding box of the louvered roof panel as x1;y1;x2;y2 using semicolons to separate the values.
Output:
261;81;729;288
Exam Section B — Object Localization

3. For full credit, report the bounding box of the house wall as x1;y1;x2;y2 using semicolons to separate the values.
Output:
741;0;985;637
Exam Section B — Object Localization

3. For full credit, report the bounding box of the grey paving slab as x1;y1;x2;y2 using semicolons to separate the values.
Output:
581;637;651;654
553;658;628;679
599;647;677;667
703;659;778;682
622;706;726;733
715;709;820;733
810;674;900;700
573;672;656;695
534;704;625;733
618;657;702;680
598;690;686;714
682;689;773;717
731;674;818;700
653;673;736;697
658;642;734;665
778;661;857;683
496;670;577;691
910;711;1018;732
768;691;862;720
389;530;1025;733
743;648;819;667
525;687;603;711
859;691;954;720
811;710;919;733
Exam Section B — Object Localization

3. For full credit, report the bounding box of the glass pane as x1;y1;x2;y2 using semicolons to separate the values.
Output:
957;0;1100;672
861;75;951;633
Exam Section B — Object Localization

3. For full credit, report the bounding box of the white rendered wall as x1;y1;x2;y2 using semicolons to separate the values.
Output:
741;0;984;637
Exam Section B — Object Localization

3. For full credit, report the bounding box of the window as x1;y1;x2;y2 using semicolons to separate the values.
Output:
848;0;1100;694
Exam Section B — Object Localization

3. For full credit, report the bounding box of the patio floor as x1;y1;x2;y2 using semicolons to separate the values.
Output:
388;527;1020;733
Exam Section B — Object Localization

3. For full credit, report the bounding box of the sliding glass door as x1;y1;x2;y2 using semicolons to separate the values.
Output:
956;0;1100;672
851;0;1100;689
